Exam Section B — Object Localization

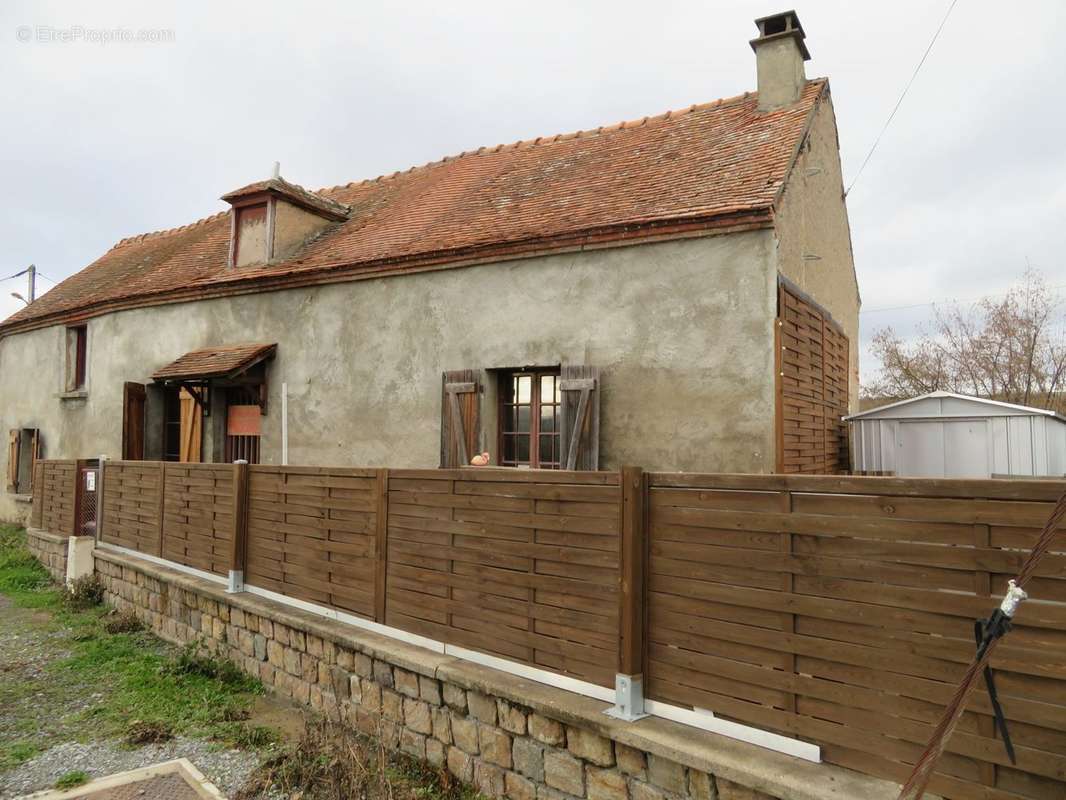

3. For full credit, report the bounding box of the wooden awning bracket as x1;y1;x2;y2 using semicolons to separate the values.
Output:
177;382;211;417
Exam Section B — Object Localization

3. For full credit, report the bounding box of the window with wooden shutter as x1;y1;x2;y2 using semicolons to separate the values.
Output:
440;369;481;467
6;430;19;493
65;325;88;391
558;365;601;470
498;369;562;469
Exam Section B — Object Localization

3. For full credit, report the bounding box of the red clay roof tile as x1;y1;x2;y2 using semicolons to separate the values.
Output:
151;343;276;381
2;80;827;333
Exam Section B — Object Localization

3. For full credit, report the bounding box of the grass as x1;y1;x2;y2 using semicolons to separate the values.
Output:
0;526;482;800
54;770;89;790
0;525;273;772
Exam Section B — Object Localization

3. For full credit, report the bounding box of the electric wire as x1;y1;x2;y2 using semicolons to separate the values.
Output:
846;0;959;196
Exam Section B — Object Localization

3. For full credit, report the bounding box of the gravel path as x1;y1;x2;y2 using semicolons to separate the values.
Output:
0;738;264;799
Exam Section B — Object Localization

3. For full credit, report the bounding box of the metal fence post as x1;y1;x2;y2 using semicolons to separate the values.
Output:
94;454;107;544
227;460;250;593
607;465;648;721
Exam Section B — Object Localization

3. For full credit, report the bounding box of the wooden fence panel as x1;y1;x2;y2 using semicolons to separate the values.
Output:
777;281;850;474
162;464;234;575
99;461;163;555
645;473;1066;800
38;460;76;535
385;468;622;688
245;466;379;619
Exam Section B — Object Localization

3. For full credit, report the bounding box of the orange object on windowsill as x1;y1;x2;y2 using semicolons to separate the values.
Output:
470;452;490;467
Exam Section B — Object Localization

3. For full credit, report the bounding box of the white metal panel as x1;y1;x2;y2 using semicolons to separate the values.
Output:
990;417;1010;475
1032;417;1049;475
1049;419;1066;476
898;421;945;477
895;420;990;478
943;419;991;478
879;420;897;473
1007;417;1034;475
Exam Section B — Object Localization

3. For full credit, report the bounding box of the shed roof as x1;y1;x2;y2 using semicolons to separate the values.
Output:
844;391;1066;423
151;343;276;382
0;80;828;336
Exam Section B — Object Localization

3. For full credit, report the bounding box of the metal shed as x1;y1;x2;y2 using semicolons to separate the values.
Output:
844;391;1066;478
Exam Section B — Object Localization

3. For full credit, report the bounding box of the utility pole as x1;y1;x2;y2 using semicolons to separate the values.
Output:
27;264;35;303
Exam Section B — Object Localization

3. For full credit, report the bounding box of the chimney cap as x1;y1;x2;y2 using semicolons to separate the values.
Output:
750;10;810;61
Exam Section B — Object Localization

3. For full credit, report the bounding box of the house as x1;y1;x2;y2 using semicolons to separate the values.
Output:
1;12;859;522
846;391;1066;478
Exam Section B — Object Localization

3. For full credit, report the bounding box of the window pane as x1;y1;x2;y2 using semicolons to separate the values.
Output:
517;375;532;404
516;435;530;463
500;405;515;433
503;435;517;464
517;405;531;433
540;405;555;433
541;374;554;402
540;434;555;465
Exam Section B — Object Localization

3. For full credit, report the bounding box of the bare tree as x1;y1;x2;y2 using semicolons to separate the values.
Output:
866;269;1066;413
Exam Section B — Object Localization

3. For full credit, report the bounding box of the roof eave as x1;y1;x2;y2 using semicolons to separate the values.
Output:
0;209;773;338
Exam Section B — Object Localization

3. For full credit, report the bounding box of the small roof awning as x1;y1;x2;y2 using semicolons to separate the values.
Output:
151;343;276;383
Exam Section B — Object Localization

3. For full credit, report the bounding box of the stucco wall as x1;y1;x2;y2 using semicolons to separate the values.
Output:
0;233;777;521
273;200;332;262
773;89;861;409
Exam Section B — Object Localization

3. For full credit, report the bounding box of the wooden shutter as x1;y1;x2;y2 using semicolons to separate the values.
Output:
28;430;41;493
558;365;601;470
440;370;480;468
7;430;20;492
122;382;147;460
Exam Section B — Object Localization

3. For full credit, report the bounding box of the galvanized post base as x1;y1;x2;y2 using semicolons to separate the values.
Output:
605;673;649;721
226;569;245;594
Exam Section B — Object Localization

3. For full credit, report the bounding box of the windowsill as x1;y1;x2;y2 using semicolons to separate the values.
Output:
11;493;32;504
57;390;88;400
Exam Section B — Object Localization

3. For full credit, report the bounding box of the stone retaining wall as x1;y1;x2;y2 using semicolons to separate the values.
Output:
27;529;68;583
93;547;901;800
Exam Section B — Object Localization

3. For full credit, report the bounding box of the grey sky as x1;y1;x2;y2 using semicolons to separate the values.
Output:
2;1;1063;385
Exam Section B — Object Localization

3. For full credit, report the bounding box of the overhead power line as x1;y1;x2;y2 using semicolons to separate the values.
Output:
845;0;959;196
861;281;1066;315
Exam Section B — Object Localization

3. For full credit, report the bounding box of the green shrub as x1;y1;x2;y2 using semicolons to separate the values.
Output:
54;771;90;790
166;639;253;689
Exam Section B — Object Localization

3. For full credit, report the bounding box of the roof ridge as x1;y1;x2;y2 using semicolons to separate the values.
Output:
112;210;229;249
313;83;807;194
102;80;826;260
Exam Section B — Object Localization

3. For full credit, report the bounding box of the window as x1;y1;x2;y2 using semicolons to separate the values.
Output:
7;428;40;494
498;369;561;469
65;325;87;391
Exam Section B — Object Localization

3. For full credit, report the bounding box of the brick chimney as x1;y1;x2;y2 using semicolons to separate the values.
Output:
750;11;810;111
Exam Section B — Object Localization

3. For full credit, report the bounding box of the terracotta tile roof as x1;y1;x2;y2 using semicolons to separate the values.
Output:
1;80;828;334
151;343;276;381
222;177;351;221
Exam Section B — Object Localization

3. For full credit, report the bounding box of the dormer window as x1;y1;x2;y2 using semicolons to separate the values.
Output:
232;202;269;268
221;169;349;268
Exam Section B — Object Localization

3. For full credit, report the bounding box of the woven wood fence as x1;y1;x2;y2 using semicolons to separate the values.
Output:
35;460;77;535
776;280;850;474
245;466;380;619
383;468;624;688
100;461;164;554
32;460;1066;799
645;473;1066;800
162;463;237;575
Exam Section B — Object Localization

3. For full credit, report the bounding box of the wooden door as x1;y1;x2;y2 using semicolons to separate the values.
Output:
122;382;146;460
